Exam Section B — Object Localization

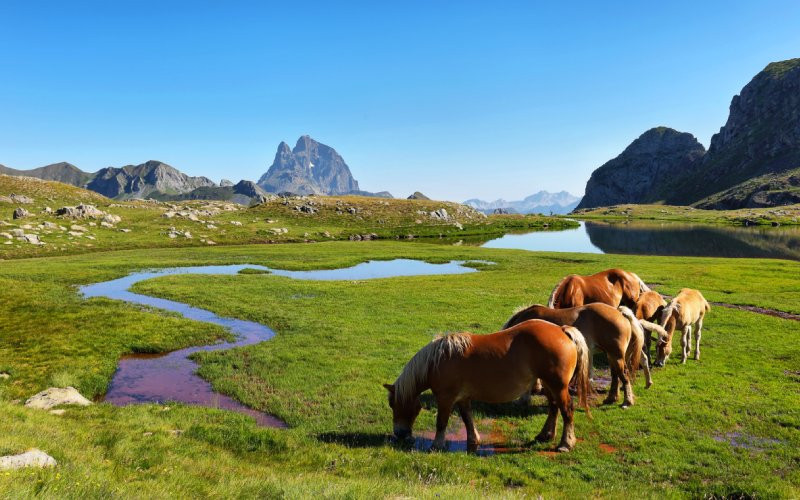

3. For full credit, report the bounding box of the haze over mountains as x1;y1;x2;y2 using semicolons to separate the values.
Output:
577;58;800;210
464;191;581;214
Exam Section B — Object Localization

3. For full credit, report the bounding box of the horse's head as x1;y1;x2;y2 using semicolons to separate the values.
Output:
654;302;679;366
383;383;421;440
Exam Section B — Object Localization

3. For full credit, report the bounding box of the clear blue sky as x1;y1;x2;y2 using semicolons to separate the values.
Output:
1;1;799;201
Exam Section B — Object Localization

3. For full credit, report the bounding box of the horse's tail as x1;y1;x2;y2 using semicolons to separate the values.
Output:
631;272;651;294
562;325;592;415
639;319;667;342
548;275;571;308
618;306;642;381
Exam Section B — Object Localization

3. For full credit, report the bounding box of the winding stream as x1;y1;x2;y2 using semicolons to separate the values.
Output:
80;260;479;427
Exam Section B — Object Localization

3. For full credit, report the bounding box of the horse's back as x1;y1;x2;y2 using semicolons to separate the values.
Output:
675;288;708;322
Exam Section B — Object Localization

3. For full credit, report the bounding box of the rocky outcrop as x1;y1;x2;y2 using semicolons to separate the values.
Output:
86;160;216;199
407;191;430;200
0;449;57;470
576;127;705;210
258;136;360;195
24;387;92;410
153;180;270;205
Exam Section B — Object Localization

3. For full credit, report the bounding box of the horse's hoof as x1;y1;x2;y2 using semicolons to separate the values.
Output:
621;402;633;409
534;433;553;443
602;397;618;405
556;445;571;453
645;382;653;389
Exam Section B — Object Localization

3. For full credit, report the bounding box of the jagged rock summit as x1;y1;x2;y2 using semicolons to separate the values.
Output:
258;136;360;195
575;128;705;209
407;191;430;200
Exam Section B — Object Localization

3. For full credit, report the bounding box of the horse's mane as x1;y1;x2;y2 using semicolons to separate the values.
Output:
547;275;573;308
630;272;652;293
661;298;680;324
394;332;472;404
502;303;537;329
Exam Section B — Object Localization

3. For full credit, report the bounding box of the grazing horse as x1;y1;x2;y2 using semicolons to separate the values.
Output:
384;320;591;452
655;288;710;366
503;303;648;407
634;290;668;357
547;268;650;310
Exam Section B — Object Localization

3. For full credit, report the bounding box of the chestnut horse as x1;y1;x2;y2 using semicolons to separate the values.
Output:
655;288;710;366
547;268;650;310
503;303;648;407
635;290;668;357
384;320;591;452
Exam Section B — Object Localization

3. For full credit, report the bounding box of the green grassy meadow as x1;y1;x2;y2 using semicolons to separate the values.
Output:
572;203;800;226
1;242;799;498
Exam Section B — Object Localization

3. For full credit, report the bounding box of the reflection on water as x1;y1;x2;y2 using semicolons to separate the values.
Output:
80;260;479;426
474;221;800;260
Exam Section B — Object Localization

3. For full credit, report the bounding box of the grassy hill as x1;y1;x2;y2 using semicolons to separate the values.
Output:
1;175;575;259
571;203;800;225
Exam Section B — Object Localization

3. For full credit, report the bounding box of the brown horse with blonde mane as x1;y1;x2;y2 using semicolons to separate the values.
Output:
384;320;591;452
503;303;649;407
547;268;651;309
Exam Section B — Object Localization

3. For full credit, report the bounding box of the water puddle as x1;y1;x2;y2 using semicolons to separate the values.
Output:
80;260;480;426
413;419;524;456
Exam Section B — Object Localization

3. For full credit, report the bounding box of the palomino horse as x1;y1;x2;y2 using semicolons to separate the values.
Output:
384;320;591;452
655;288;710;366
547;268;651;309
503;303;648;407
634;290;668;358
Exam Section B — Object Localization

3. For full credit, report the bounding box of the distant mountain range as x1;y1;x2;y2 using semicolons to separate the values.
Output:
464;191;582;215
0;136;391;204
577;57;800;210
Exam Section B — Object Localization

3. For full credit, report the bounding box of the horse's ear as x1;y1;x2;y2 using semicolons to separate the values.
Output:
383;383;395;393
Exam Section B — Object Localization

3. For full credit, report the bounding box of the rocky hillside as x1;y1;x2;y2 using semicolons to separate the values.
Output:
0;160;217;200
575;128;705;209
86;161;216;199
258;136;360;195
577;58;800;210
0;162;92;187
469;190;582;214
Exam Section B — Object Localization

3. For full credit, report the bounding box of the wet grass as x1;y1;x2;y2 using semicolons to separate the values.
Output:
1;242;799;497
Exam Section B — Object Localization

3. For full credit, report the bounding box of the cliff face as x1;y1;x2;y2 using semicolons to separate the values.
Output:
575;127;705;210
258;136;360;195
684;59;800;208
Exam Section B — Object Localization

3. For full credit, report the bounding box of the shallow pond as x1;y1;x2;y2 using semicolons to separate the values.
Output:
479;221;800;260
80;260;480;427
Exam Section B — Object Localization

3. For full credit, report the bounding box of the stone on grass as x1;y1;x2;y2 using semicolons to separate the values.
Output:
24;386;92;410
12;208;30;219
0;449;56;470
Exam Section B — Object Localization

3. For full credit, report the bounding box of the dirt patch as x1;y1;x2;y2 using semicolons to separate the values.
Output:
598;443;617;454
711;302;800;321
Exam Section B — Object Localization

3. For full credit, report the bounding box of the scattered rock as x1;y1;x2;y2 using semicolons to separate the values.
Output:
12;207;30;219
119;228;131;233
0;372;9;379
24;386;92;410
9;194;34;204
346;207;358;215
70;224;87;232
49;409;66;416
56;204;106;219
102;213;121;225
0;449;56;470
0;232;12;240
429;208;450;220
269;227;288;235
23;234;42;245
230;221;242;226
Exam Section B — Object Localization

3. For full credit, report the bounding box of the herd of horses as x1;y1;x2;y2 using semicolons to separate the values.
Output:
384;268;711;453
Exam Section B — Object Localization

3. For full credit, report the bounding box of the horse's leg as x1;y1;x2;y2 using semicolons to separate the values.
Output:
616;357;634;408
694;317;703;360
534;388;558;443
456;401;480;452
681;325;692;364
641;348;653;388
431;398;454;451
555;387;576;452
602;354;620;404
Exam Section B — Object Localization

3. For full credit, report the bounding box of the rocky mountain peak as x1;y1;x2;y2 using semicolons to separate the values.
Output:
258;136;360;195
575;127;705;210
